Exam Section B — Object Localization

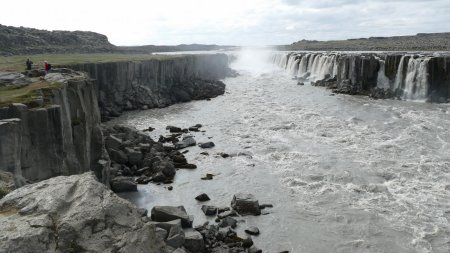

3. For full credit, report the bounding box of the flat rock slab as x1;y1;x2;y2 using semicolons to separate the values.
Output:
151;206;193;228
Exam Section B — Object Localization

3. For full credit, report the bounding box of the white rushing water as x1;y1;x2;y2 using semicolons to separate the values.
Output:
113;49;450;253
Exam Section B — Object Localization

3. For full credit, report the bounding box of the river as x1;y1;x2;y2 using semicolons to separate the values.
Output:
113;50;450;253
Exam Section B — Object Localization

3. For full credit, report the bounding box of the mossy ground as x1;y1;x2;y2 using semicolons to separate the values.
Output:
0;53;184;72
0;80;62;107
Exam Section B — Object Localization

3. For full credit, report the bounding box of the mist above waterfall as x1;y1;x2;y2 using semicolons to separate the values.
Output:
230;47;278;76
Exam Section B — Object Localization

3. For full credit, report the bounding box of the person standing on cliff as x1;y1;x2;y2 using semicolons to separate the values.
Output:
44;61;50;74
25;59;33;70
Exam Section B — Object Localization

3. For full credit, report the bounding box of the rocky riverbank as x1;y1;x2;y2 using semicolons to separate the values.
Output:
0;53;272;252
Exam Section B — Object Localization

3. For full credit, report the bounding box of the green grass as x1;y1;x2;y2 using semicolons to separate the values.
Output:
0;186;11;200
0;53;185;72
0;80;62;107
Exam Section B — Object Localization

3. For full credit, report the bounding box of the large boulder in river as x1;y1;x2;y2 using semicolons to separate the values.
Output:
231;193;261;216
0;172;167;253
151;206;193;228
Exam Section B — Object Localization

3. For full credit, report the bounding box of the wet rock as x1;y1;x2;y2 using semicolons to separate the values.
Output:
201;173;214;180
199;142;215;149
152;172;167;182
297;82;305;85
167;126;182;133
155;227;168;241
195;193;211;202
242;237;254;248
218;217;237;228
168;186;173;191
166;220;185;249
189;126;200;132
218;207;230;213
200;152;209;156
180;164;197;169
183;229;205;253
156;161;176;177
108;149;128;164
248;246;263;253
175;136;197;150
231;193;261;216
110;176;137;192
259;204;273;209
217;210;237;219
151;206;193;228
201;205;218;216
217;152;230;158
143;126;155;132
105;135;123;150
245;226;260;235
125;148;143;165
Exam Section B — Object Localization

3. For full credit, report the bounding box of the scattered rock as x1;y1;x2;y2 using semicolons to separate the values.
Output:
151;206;193;228
200;152;209;156
143;126;155;132
217;209;238;219
110;176;138;192
218;217;237;228
199;142;215;149
231;193;261;216
245;226;260;235
242;237;254;248
249;246;263;253
195;193;211;202
183;229;205;253
108;149;128;164
201;205;218;216
166;126;182;133
175;136;196;150
168;186;173;191
105;135;123;150
217;152;230;158
201;173;214;180
180;164;197;169
259;204;273;209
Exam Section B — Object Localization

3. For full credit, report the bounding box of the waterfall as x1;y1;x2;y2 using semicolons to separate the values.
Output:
377;59;390;89
297;54;309;76
403;57;431;100
393;55;406;91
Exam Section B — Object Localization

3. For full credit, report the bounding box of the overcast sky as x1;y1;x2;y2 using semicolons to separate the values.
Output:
1;0;449;46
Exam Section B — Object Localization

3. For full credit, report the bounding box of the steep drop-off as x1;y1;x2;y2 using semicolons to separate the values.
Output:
66;54;233;120
274;52;450;102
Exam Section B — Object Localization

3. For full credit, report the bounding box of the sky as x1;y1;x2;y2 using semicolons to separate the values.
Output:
1;0;449;46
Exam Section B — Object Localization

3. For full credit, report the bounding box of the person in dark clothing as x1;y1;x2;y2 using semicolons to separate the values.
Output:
26;59;33;70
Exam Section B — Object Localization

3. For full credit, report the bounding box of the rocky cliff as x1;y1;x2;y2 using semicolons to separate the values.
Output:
0;70;109;185
273;52;450;102
65;54;233;120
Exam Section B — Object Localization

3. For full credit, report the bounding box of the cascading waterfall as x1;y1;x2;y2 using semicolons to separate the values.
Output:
403;57;431;100
272;52;437;101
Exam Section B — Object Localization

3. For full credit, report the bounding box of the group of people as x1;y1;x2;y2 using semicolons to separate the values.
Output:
25;58;51;74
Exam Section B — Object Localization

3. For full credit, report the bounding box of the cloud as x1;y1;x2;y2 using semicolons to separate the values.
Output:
0;0;449;46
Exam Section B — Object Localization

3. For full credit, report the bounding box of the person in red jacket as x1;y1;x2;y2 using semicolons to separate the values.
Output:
44;61;51;74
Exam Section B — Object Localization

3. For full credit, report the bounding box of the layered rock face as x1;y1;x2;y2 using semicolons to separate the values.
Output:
0;71;109;185
0;172;167;253
273;52;450;102
66;54;232;120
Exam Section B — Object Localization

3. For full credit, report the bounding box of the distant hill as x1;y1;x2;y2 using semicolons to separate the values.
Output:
0;24;235;56
117;44;235;53
0;24;116;55
282;33;450;51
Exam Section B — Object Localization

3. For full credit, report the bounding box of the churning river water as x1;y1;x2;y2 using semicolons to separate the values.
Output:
113;50;450;253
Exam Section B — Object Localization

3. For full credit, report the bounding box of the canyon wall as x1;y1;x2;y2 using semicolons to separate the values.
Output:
0;54;233;186
66;54;233;120
0;72;109;185
273;52;450;102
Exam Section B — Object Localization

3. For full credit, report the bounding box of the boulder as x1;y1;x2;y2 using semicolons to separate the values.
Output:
110;176;137;192
242;237;254;248
151;206;193;228
201;205;218;216
248;246;263;253
245;226;260;235
126;148;143;165
231;193;261;216
105;135;123;150
195;193;211;202
109;149;128;164
218;217;237;228
166;220;185;249
174;136;197;150
199;142;215;149
183;229;205;253
0;172;167;253
166;126;182;133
